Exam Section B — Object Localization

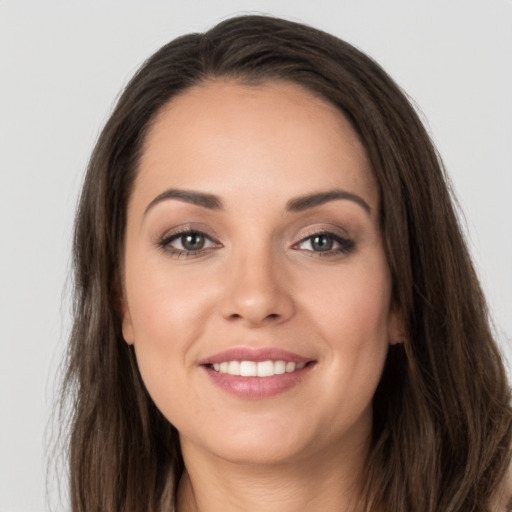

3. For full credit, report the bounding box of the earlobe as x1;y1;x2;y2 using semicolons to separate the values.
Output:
120;296;135;345
114;272;134;345
387;306;406;346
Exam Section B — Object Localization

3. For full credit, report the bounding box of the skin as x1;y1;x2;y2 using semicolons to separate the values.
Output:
121;80;402;512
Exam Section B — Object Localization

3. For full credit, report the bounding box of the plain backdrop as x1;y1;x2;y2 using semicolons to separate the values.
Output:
0;1;511;510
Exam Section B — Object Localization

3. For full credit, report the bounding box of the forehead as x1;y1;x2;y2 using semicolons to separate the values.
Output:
135;79;377;211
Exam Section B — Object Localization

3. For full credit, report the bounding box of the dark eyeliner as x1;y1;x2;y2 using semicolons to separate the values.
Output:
156;228;218;258
296;230;355;256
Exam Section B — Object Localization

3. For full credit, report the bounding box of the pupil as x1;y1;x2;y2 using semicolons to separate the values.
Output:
182;233;204;251
312;235;333;251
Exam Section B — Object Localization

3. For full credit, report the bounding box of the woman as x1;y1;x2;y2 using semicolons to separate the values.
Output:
62;14;512;511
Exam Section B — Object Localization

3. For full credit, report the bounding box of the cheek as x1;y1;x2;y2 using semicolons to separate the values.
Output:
303;260;391;342
126;255;216;342
123;258;217;406
297;258;392;397
127;282;207;429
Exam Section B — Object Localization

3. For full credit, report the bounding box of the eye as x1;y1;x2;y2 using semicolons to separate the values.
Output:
295;232;354;255
176;232;208;251
306;234;335;252
158;229;219;256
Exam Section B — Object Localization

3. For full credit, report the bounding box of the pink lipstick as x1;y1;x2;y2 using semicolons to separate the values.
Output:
199;347;316;400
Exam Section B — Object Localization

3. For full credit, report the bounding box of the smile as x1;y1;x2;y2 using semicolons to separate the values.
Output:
201;348;315;399
210;360;307;377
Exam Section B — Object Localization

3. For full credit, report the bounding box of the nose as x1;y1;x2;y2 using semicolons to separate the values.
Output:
220;248;295;327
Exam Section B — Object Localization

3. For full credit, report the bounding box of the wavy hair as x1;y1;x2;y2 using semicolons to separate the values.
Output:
62;14;512;511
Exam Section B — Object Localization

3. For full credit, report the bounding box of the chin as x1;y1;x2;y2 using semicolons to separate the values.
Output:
207;437;309;466
180;411;351;468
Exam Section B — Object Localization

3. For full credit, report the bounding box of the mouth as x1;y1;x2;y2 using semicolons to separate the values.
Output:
199;348;316;399
206;360;308;377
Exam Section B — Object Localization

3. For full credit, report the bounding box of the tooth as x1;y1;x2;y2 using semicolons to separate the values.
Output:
274;360;286;375
214;360;305;376
285;362;296;373
228;361;241;376
257;360;274;377
240;361;257;377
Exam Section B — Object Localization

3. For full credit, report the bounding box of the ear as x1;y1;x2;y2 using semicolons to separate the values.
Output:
120;296;135;345
118;289;135;345
114;272;134;345
387;305;406;345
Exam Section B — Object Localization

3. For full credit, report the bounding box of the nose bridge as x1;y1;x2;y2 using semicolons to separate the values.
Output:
221;236;293;326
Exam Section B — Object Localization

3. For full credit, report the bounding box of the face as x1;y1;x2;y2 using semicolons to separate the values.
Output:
122;80;401;467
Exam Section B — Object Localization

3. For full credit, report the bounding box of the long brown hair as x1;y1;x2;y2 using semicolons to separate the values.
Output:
62;14;512;511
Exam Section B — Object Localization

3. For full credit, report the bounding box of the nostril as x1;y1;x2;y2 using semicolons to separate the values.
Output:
227;312;281;325
221;285;294;325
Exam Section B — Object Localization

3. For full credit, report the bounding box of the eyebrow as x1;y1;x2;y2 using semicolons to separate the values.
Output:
285;189;371;214
144;187;371;216
144;189;223;215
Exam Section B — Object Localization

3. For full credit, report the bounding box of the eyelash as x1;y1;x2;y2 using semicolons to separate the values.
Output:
157;229;355;258
293;230;355;257
157;228;220;258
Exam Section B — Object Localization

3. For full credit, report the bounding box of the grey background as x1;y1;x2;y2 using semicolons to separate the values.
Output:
1;1;511;510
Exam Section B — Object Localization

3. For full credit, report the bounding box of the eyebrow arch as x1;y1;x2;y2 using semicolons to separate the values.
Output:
286;189;371;214
144;189;223;215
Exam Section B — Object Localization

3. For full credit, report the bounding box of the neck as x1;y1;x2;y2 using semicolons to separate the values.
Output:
176;438;369;512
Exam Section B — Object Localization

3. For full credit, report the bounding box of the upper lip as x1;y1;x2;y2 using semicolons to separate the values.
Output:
199;347;314;365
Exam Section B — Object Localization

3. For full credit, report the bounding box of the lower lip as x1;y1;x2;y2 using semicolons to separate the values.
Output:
202;364;314;400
